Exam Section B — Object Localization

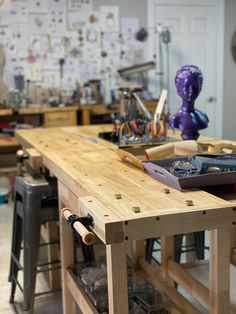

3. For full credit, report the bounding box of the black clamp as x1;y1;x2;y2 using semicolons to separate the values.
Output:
67;214;94;231
17;153;29;163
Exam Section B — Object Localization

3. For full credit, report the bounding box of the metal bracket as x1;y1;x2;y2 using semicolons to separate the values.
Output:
67;214;94;231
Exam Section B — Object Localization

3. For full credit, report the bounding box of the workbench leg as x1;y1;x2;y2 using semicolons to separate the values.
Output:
209;228;231;314
132;240;145;269
81;109;91;125
161;236;175;286
60;203;76;314
106;242;129;314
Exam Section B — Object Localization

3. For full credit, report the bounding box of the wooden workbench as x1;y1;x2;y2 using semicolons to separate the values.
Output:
0;100;157;127
15;125;236;314
78;100;157;125
0;105;78;128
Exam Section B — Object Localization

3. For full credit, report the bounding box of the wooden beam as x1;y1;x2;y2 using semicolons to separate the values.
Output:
81;108;91;125
131;240;145;269
106;242;129;314
167;258;209;309
59;199;76;314
161;236;174;287
210;228;231;314
139;258;201;314
25;148;43;173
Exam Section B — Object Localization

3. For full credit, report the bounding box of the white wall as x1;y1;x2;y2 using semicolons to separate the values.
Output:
93;0;147;27
223;0;236;140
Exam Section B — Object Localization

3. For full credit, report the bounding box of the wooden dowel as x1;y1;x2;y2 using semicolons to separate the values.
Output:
167;258;209;309
145;143;175;160
139;258;201;314
145;140;199;160
61;208;95;245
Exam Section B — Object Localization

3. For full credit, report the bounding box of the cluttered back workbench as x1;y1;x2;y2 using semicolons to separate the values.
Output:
16;123;236;314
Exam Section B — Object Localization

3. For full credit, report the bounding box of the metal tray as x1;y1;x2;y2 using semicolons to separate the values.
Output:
98;131;178;148
143;157;236;190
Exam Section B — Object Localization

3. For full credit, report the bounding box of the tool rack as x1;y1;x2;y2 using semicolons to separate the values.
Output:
16;125;236;314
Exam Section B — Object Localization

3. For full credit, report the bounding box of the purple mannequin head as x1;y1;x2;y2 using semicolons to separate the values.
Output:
169;65;209;140
175;65;203;103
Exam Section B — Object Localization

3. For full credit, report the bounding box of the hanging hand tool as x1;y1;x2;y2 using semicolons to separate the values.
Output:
133;92;153;121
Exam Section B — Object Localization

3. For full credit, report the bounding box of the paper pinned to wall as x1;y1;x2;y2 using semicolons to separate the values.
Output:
25;66;42;82
67;11;87;30
41;69;60;88
48;10;66;34
28;0;48;14
68;0;92;12
11;23;29;47
48;0;65;11
84;12;100;46
29;13;49;34
6;40;17;55
80;61;101;82
64;57;81;73
0;25;11;40
41;58;59;72
100;6;119;33
0;11;10;26
84;27;100;46
0;0;11;11
30;35;41;51
121;17;139;38
10;1;28;23
50;36;65;59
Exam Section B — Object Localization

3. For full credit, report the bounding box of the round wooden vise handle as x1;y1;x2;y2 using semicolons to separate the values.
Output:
61;208;95;245
16;150;24;176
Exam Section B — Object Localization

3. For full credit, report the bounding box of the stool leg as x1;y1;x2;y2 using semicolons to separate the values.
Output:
8;197;20;282
23;194;42;313
9;203;23;303
23;220;41;313
174;234;184;263
194;231;205;260
145;238;155;263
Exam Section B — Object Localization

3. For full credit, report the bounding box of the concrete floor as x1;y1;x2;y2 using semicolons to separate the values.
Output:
0;202;62;314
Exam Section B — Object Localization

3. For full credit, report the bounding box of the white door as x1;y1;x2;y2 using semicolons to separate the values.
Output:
148;0;224;138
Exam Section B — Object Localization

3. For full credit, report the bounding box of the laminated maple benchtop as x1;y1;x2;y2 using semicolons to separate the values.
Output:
15;125;236;314
15;126;234;235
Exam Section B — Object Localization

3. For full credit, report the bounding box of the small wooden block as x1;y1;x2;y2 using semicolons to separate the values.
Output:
132;206;141;213
185;200;194;206
114;193;122;199
25;148;43;170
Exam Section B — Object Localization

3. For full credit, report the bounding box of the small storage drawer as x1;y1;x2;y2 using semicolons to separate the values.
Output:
44;110;77;127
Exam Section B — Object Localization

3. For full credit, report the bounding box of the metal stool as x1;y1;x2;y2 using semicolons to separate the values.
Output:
146;232;206;264
8;174;59;313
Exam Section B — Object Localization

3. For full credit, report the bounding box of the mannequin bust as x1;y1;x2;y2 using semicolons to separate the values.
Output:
169;65;209;140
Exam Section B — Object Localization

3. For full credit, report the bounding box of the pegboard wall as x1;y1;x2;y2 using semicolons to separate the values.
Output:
0;0;146;94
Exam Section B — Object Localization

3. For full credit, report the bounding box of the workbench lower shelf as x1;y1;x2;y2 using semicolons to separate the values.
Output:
68;259;173;314
66;268;99;314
